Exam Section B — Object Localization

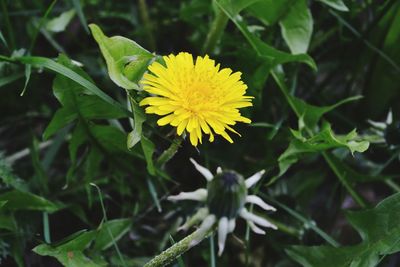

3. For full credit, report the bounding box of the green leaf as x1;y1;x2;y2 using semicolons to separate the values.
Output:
278;122;369;176
43;55;126;139
127;98;146;149
317;0;349;11
33;230;101;267
279;0;313;54
287;192;400;267
141;135;156;176
94;218;131;251
0;200;7;209
215;0;316;70
271;67;362;128
247;0;292;26
7;55;132;117
0;190;61;213
89;24;154;90
91;125;130;154
45;9;76;33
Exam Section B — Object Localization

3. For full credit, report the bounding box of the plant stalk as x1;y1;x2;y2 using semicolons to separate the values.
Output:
202;5;229;54
144;227;215;267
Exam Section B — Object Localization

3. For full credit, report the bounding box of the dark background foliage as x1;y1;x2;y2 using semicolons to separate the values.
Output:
0;0;400;266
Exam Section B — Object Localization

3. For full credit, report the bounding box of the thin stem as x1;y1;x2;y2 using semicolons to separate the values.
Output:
322;152;367;208
202;5;229;54
138;0;156;51
144;227;215;267
156;136;183;166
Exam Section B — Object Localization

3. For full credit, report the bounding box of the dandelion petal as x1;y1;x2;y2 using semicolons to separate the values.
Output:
218;217;229;256
246;195;276;211
245;170;265;188
190;158;214;181
167;188;207;202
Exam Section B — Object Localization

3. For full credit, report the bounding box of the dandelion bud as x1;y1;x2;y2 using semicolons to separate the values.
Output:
206;171;247;219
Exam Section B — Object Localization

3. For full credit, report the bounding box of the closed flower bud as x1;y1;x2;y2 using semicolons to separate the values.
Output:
206;170;247;219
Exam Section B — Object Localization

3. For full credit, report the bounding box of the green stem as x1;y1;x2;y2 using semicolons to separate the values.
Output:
202;5;229;54
156;136;183;166
144;227;215;267
322;152;367;208
139;0;156;51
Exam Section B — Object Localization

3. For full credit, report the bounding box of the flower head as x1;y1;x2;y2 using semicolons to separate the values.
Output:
168;159;277;256
139;52;253;146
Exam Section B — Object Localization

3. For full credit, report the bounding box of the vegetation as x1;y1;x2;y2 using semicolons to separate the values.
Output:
0;0;400;266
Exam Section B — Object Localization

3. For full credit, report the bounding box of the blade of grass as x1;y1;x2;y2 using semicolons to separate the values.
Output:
71;0;89;33
0;0;15;50
0;30;8;48
330;10;400;73
2;55;132;118
90;183;127;267
261;193;340;247
29;0;57;53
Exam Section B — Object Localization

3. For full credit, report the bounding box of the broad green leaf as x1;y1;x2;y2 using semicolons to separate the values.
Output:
271;67;362;128
0;200;6;208
0;190;61;213
141;135;156;176
279;0;313;54
43;55;126;139
91;125;130;154
45;9;76;33
44;107;78;139
94;218;131;251
317;0;349;11
215;0;316;70
127;98;146;149
287;192;400;267
89;24;154;90
247;0;292;26
33;230;101;267
278;122;369;176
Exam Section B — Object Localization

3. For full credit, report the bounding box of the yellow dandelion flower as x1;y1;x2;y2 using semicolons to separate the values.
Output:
139;52;253;146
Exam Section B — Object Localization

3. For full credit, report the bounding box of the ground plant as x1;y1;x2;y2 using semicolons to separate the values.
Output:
1;0;400;266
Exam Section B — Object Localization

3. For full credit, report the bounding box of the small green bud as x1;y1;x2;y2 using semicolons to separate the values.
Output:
206;170;247;219
385;121;400;146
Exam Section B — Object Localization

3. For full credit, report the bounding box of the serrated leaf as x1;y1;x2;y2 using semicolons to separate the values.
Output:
279;0;313;54
317;0;349;11
278;122;369;176
33;230;101;267
94;218;131;251
0;190;61;213
89;24;154;90
287;192;400;267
